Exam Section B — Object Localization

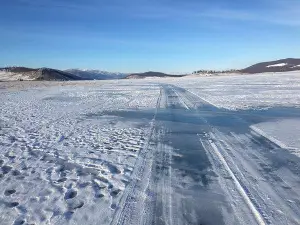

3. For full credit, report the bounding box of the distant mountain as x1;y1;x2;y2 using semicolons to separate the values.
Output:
125;71;185;79
0;67;83;81
241;58;300;74
2;58;299;82
193;58;300;75
65;69;127;80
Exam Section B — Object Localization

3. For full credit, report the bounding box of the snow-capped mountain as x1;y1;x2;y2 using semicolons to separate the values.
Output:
241;58;300;74
65;69;127;80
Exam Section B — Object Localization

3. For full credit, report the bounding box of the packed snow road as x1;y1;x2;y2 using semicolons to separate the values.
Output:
1;75;300;225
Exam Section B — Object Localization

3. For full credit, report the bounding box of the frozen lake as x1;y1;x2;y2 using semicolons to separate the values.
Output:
1;73;300;225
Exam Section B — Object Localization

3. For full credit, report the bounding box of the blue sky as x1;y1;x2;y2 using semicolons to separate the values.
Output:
1;0;299;73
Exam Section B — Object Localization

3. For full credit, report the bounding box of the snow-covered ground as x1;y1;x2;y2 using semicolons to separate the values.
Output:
172;72;300;110
251;119;300;157
0;81;160;224
1;72;300;225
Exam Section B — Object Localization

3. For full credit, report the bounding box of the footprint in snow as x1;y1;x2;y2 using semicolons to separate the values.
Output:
2;165;12;174
110;203;117;210
67;199;84;210
11;170;21;176
56;177;67;183
4;189;16;196
7;202;19;208
64;189;77;200
110;189;121;197
13;218;26;225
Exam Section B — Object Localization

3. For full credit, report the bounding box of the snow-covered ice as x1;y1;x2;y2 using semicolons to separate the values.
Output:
170;72;300;158
1;73;300;225
251;119;300;157
171;72;300;110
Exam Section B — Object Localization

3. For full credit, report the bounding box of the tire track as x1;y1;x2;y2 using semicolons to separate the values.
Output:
110;87;162;225
171;84;269;225
208;135;266;225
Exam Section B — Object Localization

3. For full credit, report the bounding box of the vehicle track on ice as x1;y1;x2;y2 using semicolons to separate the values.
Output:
110;83;300;225
111;87;163;225
112;85;230;225
172;84;300;225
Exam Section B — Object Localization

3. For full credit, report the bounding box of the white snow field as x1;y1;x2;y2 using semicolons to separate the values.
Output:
1;72;300;225
173;72;300;110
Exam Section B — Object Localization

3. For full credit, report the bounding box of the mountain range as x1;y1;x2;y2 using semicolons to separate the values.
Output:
125;71;186;79
1;58;299;81
0;67;126;81
65;69;127;80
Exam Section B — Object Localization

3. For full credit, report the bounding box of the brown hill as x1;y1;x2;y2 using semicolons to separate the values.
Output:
0;67;83;81
241;58;300;74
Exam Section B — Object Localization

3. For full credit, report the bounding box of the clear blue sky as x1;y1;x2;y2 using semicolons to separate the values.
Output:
1;0;299;73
